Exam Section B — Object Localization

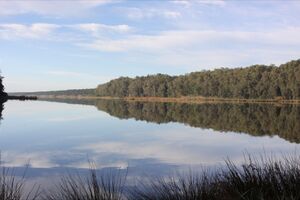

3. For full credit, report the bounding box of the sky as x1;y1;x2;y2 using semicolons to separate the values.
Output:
0;0;300;92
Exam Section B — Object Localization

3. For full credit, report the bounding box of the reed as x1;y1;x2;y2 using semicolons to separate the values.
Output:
128;154;300;200
42;165;127;200
2;154;300;199
0;160;40;200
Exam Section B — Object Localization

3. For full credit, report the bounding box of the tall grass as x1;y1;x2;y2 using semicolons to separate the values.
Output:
2;154;300;199
0;161;39;200
42;164;127;200
127;171;221;200
128;155;300;200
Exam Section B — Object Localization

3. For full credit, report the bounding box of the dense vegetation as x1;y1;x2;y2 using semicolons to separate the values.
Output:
96;59;300;99
40;98;300;144
128;155;300;200
0;74;8;101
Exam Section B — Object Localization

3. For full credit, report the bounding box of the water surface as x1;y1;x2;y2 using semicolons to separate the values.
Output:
0;99;299;186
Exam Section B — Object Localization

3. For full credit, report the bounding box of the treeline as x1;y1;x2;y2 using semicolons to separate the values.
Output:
10;88;96;97
96;59;300;99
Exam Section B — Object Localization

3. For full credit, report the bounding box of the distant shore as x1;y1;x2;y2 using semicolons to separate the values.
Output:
36;95;300;105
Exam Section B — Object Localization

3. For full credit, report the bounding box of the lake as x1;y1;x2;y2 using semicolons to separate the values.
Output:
0;99;300;188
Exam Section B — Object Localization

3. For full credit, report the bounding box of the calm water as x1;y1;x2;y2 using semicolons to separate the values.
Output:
0;99;300;186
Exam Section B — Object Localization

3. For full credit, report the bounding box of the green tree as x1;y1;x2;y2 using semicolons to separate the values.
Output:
95;59;300;100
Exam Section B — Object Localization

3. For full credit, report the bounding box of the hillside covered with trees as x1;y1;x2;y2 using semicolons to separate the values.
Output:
96;59;300;99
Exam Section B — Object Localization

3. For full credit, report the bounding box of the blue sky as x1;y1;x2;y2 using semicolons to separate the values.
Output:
0;0;300;92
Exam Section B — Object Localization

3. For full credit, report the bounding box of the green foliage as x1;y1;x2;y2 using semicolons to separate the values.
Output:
96;59;300;99
97;74;174;97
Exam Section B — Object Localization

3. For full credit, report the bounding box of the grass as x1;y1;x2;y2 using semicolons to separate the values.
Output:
128;155;300;200
127;171;220;200
2;155;300;199
42;164;127;200
0;160;40;200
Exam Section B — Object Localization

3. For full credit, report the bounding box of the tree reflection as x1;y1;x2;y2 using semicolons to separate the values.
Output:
42;98;300;143
0;103;3;122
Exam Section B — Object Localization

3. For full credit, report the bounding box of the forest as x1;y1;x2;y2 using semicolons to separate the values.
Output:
96;59;300;99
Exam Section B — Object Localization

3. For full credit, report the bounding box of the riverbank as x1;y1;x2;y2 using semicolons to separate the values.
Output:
36;95;300;105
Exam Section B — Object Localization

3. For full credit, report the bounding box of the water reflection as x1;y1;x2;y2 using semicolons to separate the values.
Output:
44;98;300;144
0;99;299;191
0;102;3;121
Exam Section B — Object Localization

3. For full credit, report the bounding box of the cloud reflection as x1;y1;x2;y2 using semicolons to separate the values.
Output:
0;101;299;178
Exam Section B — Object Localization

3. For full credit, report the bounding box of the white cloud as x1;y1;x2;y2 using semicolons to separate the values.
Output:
0;23;60;39
163;11;182;19
0;0;114;17
197;0;226;6
172;0;192;7
0;23;131;40
79;31;197;52
1;22;300;70
124;7;182;20
76;28;300;69
79;28;300;53
71;23;132;37
172;0;225;7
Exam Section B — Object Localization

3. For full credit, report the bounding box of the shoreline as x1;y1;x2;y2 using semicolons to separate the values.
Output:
36;95;300;105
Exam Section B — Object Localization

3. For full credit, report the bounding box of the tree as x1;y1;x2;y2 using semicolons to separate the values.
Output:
0;73;8;102
95;59;300;100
